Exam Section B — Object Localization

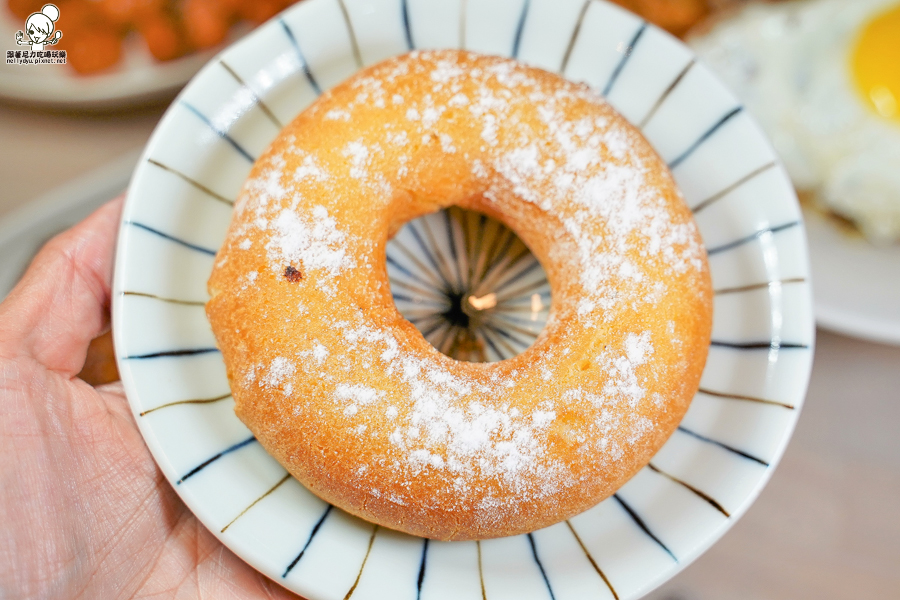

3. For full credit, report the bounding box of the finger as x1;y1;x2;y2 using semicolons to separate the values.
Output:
0;195;124;377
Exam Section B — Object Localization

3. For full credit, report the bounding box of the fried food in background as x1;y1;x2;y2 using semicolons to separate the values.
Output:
690;0;900;243
7;0;297;74
6;0;770;76
609;0;711;37
607;0;783;38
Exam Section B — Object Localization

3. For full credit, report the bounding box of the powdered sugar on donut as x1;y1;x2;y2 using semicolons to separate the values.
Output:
210;50;712;538
266;205;355;280
330;317;573;498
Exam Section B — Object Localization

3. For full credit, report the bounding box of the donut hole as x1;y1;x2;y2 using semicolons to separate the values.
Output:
386;206;552;363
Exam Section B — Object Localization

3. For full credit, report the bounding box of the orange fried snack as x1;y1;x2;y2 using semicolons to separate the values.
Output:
8;0;42;20
610;0;711;37
6;0;301;75
54;0;124;75
139;9;190;60
182;0;231;49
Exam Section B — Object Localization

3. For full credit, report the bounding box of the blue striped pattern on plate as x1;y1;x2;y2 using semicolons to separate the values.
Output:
112;1;815;598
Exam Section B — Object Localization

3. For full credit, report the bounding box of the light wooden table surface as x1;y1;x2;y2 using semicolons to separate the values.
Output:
0;102;162;220
1;101;898;600
648;330;900;600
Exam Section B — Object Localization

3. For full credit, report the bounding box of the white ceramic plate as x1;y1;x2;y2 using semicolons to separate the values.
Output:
804;209;900;346
0;149;138;299
112;1;815;598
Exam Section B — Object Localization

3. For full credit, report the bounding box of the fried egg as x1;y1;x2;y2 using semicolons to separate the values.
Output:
691;0;900;243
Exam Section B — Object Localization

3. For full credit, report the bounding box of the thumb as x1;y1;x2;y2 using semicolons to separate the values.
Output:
0;196;124;377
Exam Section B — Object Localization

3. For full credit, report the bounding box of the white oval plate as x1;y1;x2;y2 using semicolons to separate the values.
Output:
0;11;241;108
804;209;900;346
0;149;137;299
112;1;815;598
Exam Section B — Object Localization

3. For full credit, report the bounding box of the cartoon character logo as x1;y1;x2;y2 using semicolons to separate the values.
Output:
15;4;63;52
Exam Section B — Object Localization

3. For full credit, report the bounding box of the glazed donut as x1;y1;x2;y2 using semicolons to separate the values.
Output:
207;50;712;540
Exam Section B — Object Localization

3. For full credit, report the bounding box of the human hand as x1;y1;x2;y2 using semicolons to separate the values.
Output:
0;197;300;600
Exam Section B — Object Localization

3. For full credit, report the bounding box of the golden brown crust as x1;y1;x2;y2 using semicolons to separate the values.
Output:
207;50;712;540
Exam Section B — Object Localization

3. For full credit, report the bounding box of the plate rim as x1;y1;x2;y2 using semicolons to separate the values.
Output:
111;0;817;598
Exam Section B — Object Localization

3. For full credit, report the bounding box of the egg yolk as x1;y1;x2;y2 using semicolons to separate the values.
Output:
852;3;900;123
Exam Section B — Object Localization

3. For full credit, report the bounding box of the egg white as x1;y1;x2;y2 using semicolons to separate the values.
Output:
691;0;900;243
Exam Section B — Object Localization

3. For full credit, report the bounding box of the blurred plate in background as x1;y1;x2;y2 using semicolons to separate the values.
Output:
0;7;244;109
0;148;136;298
805;209;900;346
